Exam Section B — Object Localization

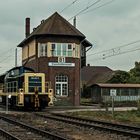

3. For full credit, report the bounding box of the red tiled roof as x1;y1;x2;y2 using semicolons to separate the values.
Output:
81;66;114;86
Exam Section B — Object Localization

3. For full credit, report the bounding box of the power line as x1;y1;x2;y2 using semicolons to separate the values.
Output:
102;46;140;60
0;48;15;58
83;0;115;14
68;0;102;21
60;0;79;13
87;39;140;57
0;49;22;73
0;54;15;64
87;47;140;62
0;48;21;64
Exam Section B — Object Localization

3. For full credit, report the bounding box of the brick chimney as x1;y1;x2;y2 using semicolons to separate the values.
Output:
25;17;30;38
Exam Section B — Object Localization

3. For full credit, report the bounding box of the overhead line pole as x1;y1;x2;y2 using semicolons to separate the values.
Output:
15;48;17;67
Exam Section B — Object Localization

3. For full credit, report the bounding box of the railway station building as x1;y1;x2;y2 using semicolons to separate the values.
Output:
17;12;92;106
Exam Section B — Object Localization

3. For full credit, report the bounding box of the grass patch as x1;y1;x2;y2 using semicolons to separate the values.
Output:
66;110;140;125
80;98;92;103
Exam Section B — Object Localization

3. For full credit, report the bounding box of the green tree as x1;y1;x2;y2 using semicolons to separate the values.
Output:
108;70;130;83
129;62;140;83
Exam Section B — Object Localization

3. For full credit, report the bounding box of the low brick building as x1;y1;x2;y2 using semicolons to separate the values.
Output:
17;12;92;106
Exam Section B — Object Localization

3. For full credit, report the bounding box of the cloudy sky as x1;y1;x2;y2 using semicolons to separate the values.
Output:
0;0;140;74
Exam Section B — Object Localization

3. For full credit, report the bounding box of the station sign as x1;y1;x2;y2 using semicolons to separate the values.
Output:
48;62;75;67
110;89;117;96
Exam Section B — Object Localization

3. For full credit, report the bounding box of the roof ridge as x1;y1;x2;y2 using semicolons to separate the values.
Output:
56;12;85;37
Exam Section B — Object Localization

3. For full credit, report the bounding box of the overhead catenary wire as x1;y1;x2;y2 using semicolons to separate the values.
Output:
0;48;21;64
102;47;140;59
0;54;15;64
0;49;22;73
60;0;79;13
68;0;102;21
0;48;15;58
83;0;115;14
87;39;140;57
86;47;140;62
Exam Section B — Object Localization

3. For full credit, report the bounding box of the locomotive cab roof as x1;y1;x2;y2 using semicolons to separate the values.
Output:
5;66;34;79
0;73;6;83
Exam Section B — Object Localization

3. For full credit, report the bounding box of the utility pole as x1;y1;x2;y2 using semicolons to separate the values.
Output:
112;96;114;119
110;89;116;119
73;16;76;27
6;94;8;114
15;48;17;67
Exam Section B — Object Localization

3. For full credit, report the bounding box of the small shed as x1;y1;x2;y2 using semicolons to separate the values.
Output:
90;83;140;103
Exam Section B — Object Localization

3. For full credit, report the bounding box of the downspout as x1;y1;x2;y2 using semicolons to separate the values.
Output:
86;45;93;52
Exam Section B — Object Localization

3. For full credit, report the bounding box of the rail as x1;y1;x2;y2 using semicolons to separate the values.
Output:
0;128;20;140
0;114;68;140
35;113;140;139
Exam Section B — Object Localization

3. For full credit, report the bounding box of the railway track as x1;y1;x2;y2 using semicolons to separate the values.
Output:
0;127;20;140
35;113;140;139
0;114;68;140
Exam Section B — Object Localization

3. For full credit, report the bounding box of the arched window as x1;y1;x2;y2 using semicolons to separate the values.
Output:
55;74;68;96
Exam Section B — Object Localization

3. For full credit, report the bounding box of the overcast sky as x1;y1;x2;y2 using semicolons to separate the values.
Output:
0;0;140;74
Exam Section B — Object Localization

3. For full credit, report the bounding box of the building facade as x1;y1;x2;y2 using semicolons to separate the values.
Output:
18;12;92;106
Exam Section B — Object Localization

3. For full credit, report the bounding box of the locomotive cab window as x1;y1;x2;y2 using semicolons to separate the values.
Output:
28;76;42;92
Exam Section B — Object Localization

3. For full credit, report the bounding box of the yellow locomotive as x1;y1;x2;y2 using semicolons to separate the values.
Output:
0;66;53;110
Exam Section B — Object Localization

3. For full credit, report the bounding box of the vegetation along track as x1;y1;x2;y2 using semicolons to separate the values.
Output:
35;113;140;139
0;114;68;140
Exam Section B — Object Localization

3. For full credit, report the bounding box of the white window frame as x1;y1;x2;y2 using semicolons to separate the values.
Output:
55;74;68;96
38;43;47;57
51;43;73;57
73;44;79;58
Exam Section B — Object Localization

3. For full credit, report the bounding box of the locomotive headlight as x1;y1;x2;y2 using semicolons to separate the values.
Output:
33;73;37;77
8;94;11;99
20;89;23;92
19;89;23;94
